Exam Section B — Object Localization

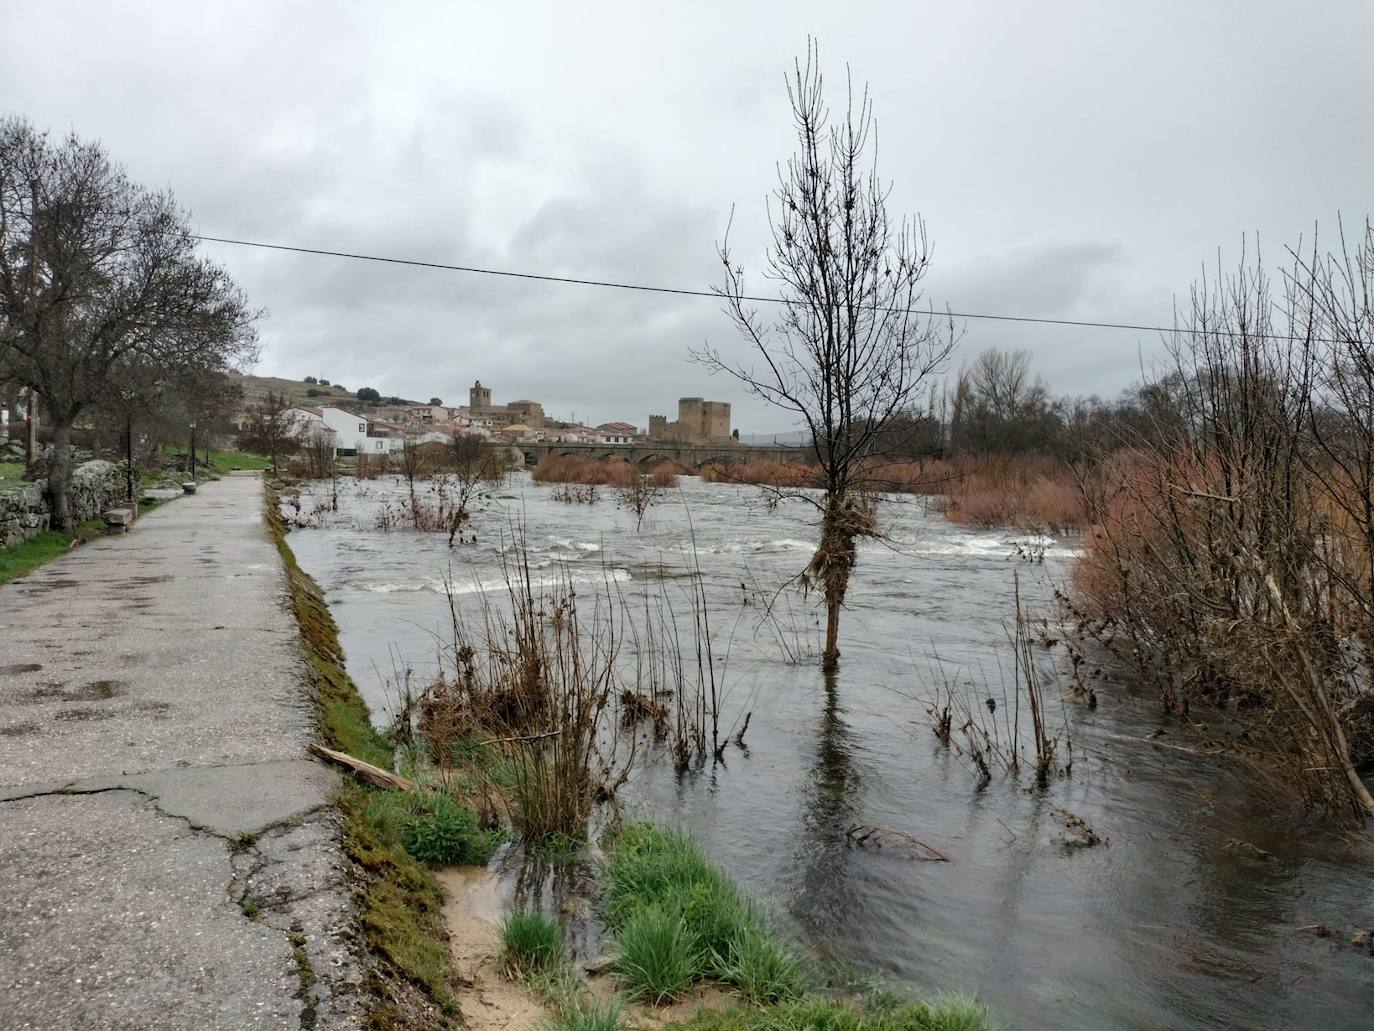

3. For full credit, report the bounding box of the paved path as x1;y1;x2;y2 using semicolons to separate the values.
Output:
0;475;366;1029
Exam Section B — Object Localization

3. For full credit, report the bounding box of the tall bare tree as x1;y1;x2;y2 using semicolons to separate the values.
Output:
696;42;956;668
0;118;259;527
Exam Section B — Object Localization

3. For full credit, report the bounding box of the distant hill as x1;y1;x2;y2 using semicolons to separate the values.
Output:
228;374;418;410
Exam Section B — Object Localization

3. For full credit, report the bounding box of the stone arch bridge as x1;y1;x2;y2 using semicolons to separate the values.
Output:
507;440;811;469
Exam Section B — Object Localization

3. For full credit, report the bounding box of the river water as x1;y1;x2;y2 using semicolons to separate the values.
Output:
284;473;1373;1030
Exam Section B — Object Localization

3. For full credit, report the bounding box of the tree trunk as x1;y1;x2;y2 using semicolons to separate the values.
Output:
25;391;37;469
47;418;74;533
815;494;857;671
823;595;841;670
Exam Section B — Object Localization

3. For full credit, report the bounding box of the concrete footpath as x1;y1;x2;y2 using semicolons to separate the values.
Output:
0;475;366;1029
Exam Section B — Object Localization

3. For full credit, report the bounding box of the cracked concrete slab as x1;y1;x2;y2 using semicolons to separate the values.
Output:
0;475;367;1029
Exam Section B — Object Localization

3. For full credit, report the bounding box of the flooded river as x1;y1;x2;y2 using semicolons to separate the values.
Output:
284;472;1373;1030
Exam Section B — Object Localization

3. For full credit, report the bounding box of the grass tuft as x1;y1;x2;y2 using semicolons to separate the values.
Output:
542;994;629;1031
712;926;805;1003
613;904;703;1004
500;910;569;976
665;993;996;1031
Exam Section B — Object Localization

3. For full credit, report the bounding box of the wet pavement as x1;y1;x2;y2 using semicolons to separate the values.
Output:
0;474;366;1030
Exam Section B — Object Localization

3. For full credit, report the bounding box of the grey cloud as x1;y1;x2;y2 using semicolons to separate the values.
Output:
4;1;1371;429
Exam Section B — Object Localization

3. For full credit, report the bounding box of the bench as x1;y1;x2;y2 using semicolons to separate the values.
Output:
103;508;133;530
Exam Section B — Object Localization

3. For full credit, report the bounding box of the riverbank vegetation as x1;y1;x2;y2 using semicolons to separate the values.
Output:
410;541;743;845
489;823;994;1031
267;489;469;1029
1067;230;1374;824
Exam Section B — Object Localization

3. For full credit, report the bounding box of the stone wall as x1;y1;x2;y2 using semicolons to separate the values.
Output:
0;460;122;548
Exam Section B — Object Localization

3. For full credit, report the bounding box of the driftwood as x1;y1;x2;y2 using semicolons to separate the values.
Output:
845;823;951;862
308;742;417;791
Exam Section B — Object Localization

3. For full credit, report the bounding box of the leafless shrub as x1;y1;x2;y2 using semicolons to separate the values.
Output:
1071;231;1374;824
418;555;638;841
618;468;671;531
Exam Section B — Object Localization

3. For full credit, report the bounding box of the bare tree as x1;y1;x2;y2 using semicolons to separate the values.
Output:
441;431;499;543
0;119;259;528
695;41;956;669
618;467;667;532
398;434;425;518
237;391;301;473
302;427;339;510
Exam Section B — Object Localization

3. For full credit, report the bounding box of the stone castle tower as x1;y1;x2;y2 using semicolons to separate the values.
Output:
469;380;492;411
648;398;731;445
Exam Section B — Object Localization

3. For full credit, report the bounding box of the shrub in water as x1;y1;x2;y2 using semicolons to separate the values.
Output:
713;924;805;1003
614;904;703;1003
501;909;568;975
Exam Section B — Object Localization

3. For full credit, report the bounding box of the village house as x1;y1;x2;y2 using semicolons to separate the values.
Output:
596;421;640;445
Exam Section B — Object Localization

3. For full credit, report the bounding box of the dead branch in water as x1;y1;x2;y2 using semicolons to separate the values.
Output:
1049;804;1106;847
845;823;951;862
733;711;752;747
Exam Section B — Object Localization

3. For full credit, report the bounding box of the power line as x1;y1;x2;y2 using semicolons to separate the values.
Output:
188;233;1210;339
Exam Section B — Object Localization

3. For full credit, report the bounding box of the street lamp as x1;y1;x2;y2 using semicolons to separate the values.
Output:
189;419;197;479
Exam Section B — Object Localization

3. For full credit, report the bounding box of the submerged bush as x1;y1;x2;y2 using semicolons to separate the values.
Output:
614;904;702;1003
501;909;568;975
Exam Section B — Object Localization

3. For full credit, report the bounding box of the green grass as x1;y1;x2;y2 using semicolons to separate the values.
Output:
0;461;24;482
613;904;703;1003
541;995;629;1031
0;518;107;583
601;825;993;1027
164;443;272;474
712;926;804;1005
360;788;503;867
601;823;797;1001
665;994;996;1031
500;910;569;976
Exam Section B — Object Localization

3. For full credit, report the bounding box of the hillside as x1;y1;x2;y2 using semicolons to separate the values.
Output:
228;374;418;409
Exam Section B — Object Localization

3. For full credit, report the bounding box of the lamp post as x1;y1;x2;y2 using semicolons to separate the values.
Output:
189;420;197;479
124;418;135;507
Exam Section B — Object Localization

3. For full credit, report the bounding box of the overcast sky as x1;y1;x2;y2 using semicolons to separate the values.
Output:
4;2;1371;431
